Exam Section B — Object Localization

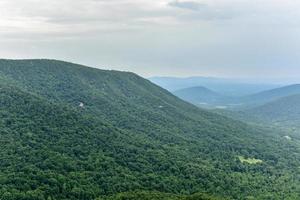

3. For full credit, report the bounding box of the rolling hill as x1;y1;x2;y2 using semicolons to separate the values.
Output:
216;94;300;141
246;94;300;129
0;59;300;199
241;84;300;107
173;86;229;108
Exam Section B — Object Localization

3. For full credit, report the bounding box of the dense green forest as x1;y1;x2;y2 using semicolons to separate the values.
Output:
247;94;300;128
220;94;300;141
0;59;300;199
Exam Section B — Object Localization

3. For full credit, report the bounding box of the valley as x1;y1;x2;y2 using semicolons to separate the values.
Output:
153;76;300;153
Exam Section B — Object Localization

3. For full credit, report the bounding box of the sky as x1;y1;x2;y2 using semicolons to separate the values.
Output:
1;0;300;79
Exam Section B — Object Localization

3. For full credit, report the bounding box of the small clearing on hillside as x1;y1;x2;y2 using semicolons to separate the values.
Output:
238;156;263;164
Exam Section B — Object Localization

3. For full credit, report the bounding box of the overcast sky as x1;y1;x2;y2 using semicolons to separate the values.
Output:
1;0;300;79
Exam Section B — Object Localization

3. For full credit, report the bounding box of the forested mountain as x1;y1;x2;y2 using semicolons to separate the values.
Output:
240;84;300;107
246;94;300;129
173;86;229;108
0;59;300;199
215;93;300;143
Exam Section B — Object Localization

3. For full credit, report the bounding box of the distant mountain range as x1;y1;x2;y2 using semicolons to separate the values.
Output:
0;59;299;199
156;80;300;110
173;86;231;109
149;76;280;96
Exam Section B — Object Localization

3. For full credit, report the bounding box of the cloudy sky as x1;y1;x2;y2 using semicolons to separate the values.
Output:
1;0;300;79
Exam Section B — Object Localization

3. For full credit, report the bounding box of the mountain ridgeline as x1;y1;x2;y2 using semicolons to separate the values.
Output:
0;59;299;199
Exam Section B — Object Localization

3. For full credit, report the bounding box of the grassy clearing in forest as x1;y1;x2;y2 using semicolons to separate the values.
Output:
238;156;263;164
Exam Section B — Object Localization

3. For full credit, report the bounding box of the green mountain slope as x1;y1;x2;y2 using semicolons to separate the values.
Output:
247;94;300;129
0;59;300;199
241;84;300;107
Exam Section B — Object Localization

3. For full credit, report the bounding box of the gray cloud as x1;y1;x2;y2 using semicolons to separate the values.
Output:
1;0;300;78
168;0;206;11
167;1;246;21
